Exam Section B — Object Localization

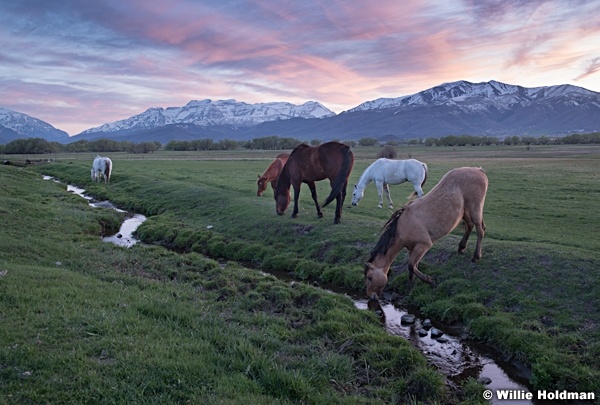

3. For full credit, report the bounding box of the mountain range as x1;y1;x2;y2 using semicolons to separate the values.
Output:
2;80;600;145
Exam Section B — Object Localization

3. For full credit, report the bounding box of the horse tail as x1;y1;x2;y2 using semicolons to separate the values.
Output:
322;145;354;208
410;162;428;199
105;159;112;183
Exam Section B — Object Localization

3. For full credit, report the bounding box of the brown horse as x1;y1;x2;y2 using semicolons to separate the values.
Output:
274;141;354;224
364;167;488;298
257;153;290;196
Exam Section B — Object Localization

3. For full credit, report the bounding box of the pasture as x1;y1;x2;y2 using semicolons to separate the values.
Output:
2;144;600;402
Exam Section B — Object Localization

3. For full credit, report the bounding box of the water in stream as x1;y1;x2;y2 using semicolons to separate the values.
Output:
44;176;146;248
353;299;541;405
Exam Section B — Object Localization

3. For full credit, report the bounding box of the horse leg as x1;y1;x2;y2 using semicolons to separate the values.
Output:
333;193;343;224
408;243;435;286
458;212;474;254
413;182;424;198
375;180;384;208
472;216;486;263
291;183;301;218
384;183;393;209
307;181;323;218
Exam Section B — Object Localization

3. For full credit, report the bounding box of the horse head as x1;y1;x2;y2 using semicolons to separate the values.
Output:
275;189;290;215
364;262;388;299
351;184;364;206
257;175;267;197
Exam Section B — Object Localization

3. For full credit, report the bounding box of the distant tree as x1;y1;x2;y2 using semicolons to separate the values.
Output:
90;138;122;152
128;142;160;154
192;139;214;150
216;139;239;150
358;137;378;146
165;140;189;151
4;138;58;154
310;139;321;146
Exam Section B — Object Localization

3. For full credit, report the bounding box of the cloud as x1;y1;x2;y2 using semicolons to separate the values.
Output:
1;0;600;134
575;57;600;81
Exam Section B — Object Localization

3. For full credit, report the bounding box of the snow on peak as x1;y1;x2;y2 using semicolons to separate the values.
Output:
81;99;335;134
346;80;599;113
0;107;64;137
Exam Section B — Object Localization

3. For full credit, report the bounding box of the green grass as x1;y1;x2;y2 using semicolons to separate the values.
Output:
1;161;485;404
3;143;600;401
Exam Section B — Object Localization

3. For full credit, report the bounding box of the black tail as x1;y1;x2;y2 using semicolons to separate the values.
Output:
322;145;353;208
409;162;428;199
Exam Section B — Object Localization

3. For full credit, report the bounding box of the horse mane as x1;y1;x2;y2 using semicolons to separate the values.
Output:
364;208;404;274
290;143;309;157
273;160;291;198
321;144;353;208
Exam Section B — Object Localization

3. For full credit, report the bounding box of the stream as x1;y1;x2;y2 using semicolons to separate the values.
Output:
45;176;554;404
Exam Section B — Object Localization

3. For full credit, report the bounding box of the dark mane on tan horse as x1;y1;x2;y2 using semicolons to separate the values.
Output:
257;153;290;196
364;208;404;275
365;167;488;298
274;141;354;224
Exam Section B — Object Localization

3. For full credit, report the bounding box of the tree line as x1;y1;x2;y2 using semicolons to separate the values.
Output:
0;138;161;154
420;133;600;146
2;132;600;155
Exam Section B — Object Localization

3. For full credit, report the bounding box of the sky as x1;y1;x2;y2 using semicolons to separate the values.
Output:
1;0;600;136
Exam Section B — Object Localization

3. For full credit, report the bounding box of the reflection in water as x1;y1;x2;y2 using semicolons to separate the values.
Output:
356;299;539;405
66;184;147;248
43;176;147;248
101;214;147;248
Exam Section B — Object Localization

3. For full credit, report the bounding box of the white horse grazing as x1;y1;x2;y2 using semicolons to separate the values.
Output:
91;155;113;184
351;158;428;208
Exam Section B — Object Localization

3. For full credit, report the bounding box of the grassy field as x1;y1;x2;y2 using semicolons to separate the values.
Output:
2;144;600;403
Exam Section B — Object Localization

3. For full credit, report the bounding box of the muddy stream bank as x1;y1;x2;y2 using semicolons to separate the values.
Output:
48;176;558;404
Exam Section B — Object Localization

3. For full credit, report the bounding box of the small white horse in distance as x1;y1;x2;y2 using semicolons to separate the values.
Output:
91;155;113;184
351;158;428;209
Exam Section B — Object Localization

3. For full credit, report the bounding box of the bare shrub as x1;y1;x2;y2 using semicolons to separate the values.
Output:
377;145;397;159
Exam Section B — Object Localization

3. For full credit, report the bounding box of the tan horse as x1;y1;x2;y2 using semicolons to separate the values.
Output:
257;153;290;196
365;167;488;299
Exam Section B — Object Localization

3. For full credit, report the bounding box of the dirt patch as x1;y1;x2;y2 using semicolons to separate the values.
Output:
293;224;314;235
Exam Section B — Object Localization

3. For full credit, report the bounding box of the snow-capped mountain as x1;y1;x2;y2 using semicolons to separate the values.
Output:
80;99;335;135
4;80;600;145
347;80;600;114
0;107;69;143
